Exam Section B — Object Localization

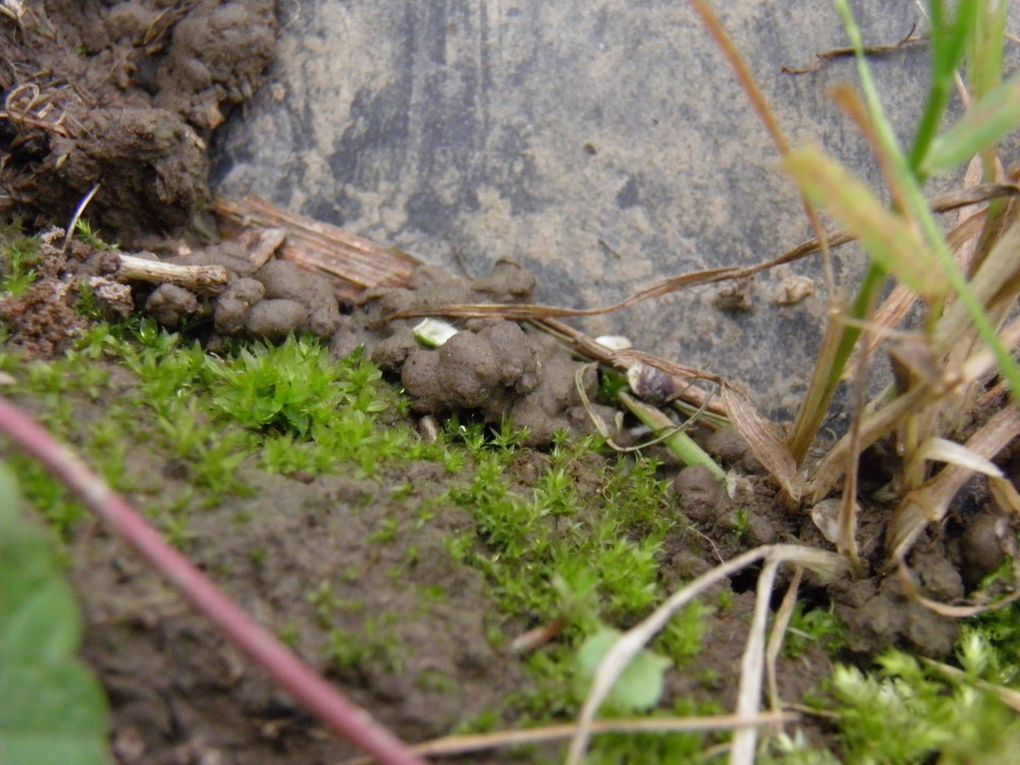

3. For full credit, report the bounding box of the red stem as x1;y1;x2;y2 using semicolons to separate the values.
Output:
0;396;427;765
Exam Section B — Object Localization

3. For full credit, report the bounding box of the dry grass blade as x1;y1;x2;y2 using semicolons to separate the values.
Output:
720;385;802;503
338;711;793;765
887;406;1020;563
766;568;803;713
0;0;26;23
565;545;848;765
921;658;1020;713
782;25;925;75
62;184;101;255
730;558;782;765
213;195;418;303
687;0;836;292
780;182;1017;267
810;310;1020;502
386;183;1017;322
898;560;1020;618
537;318;727;417
830;83;911;214
935;196;1020;352
842;207;989;379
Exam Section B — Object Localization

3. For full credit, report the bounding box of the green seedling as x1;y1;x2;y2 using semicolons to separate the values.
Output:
784;603;845;659
72;219;114;251
575;628;671;713
618;391;726;481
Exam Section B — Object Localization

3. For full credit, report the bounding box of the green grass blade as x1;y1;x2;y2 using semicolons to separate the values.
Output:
782;144;948;299
908;0;978;175
968;1;1008;102
618;392;726;481
923;73;1020;176
834;0;1020;409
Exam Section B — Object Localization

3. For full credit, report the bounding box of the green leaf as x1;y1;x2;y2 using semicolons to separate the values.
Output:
0;662;111;765
576;628;671;712
782;144;949;300
923;74;1020;175
0;463;113;765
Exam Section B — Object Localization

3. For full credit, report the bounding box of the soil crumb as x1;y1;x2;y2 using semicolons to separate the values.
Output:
1;1;275;239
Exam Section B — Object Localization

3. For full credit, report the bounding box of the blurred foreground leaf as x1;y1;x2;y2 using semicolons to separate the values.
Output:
924;74;1020;176
0;464;112;765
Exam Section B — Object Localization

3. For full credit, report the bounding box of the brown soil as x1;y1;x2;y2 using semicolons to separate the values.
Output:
1;0;274;240
2;4;1018;765
73;449;515;764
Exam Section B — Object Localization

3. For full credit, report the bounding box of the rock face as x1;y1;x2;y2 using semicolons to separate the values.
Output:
213;1;1020;418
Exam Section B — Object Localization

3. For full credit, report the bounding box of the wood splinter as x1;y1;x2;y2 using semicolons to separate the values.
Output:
116;253;230;296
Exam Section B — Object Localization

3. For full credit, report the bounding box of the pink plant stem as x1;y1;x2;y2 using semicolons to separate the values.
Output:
0;396;428;765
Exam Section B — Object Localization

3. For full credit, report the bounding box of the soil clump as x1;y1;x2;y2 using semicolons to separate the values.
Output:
1;1;275;239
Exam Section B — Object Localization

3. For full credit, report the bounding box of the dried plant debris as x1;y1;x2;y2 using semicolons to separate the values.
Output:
0;0;275;238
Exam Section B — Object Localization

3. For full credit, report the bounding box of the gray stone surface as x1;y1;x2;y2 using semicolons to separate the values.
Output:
212;1;1019;418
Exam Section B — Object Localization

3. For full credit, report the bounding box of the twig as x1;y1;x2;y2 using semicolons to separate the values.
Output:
0;396;427;765
116;253;230;295
213;195;418;303
765;567;803;715
782;25;926;75
339;711;794;765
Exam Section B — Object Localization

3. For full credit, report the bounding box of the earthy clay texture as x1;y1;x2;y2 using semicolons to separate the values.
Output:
1;1;275;238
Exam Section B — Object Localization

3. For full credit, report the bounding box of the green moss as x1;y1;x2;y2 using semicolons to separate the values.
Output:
0;221;42;297
785;603;845;659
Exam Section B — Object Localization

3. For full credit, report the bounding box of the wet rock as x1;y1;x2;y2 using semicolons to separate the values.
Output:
145;283;198;328
470;259;536;299
673;465;727;523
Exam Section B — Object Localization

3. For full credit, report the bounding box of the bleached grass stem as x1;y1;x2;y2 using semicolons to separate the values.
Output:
565;545;848;765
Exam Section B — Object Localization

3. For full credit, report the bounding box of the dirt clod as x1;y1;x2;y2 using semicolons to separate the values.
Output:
673;465;728;523
145;283;199;328
0;278;86;357
213;277;265;334
244;299;307;338
1;0;275;239
959;512;1010;589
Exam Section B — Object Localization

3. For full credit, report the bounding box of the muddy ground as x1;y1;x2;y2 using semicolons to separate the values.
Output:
2;3;1018;764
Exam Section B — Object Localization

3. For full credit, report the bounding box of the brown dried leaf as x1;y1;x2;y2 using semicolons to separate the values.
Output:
721;386;801;503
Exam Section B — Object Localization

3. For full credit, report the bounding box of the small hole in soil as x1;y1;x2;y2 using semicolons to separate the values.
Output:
728;564;761;594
